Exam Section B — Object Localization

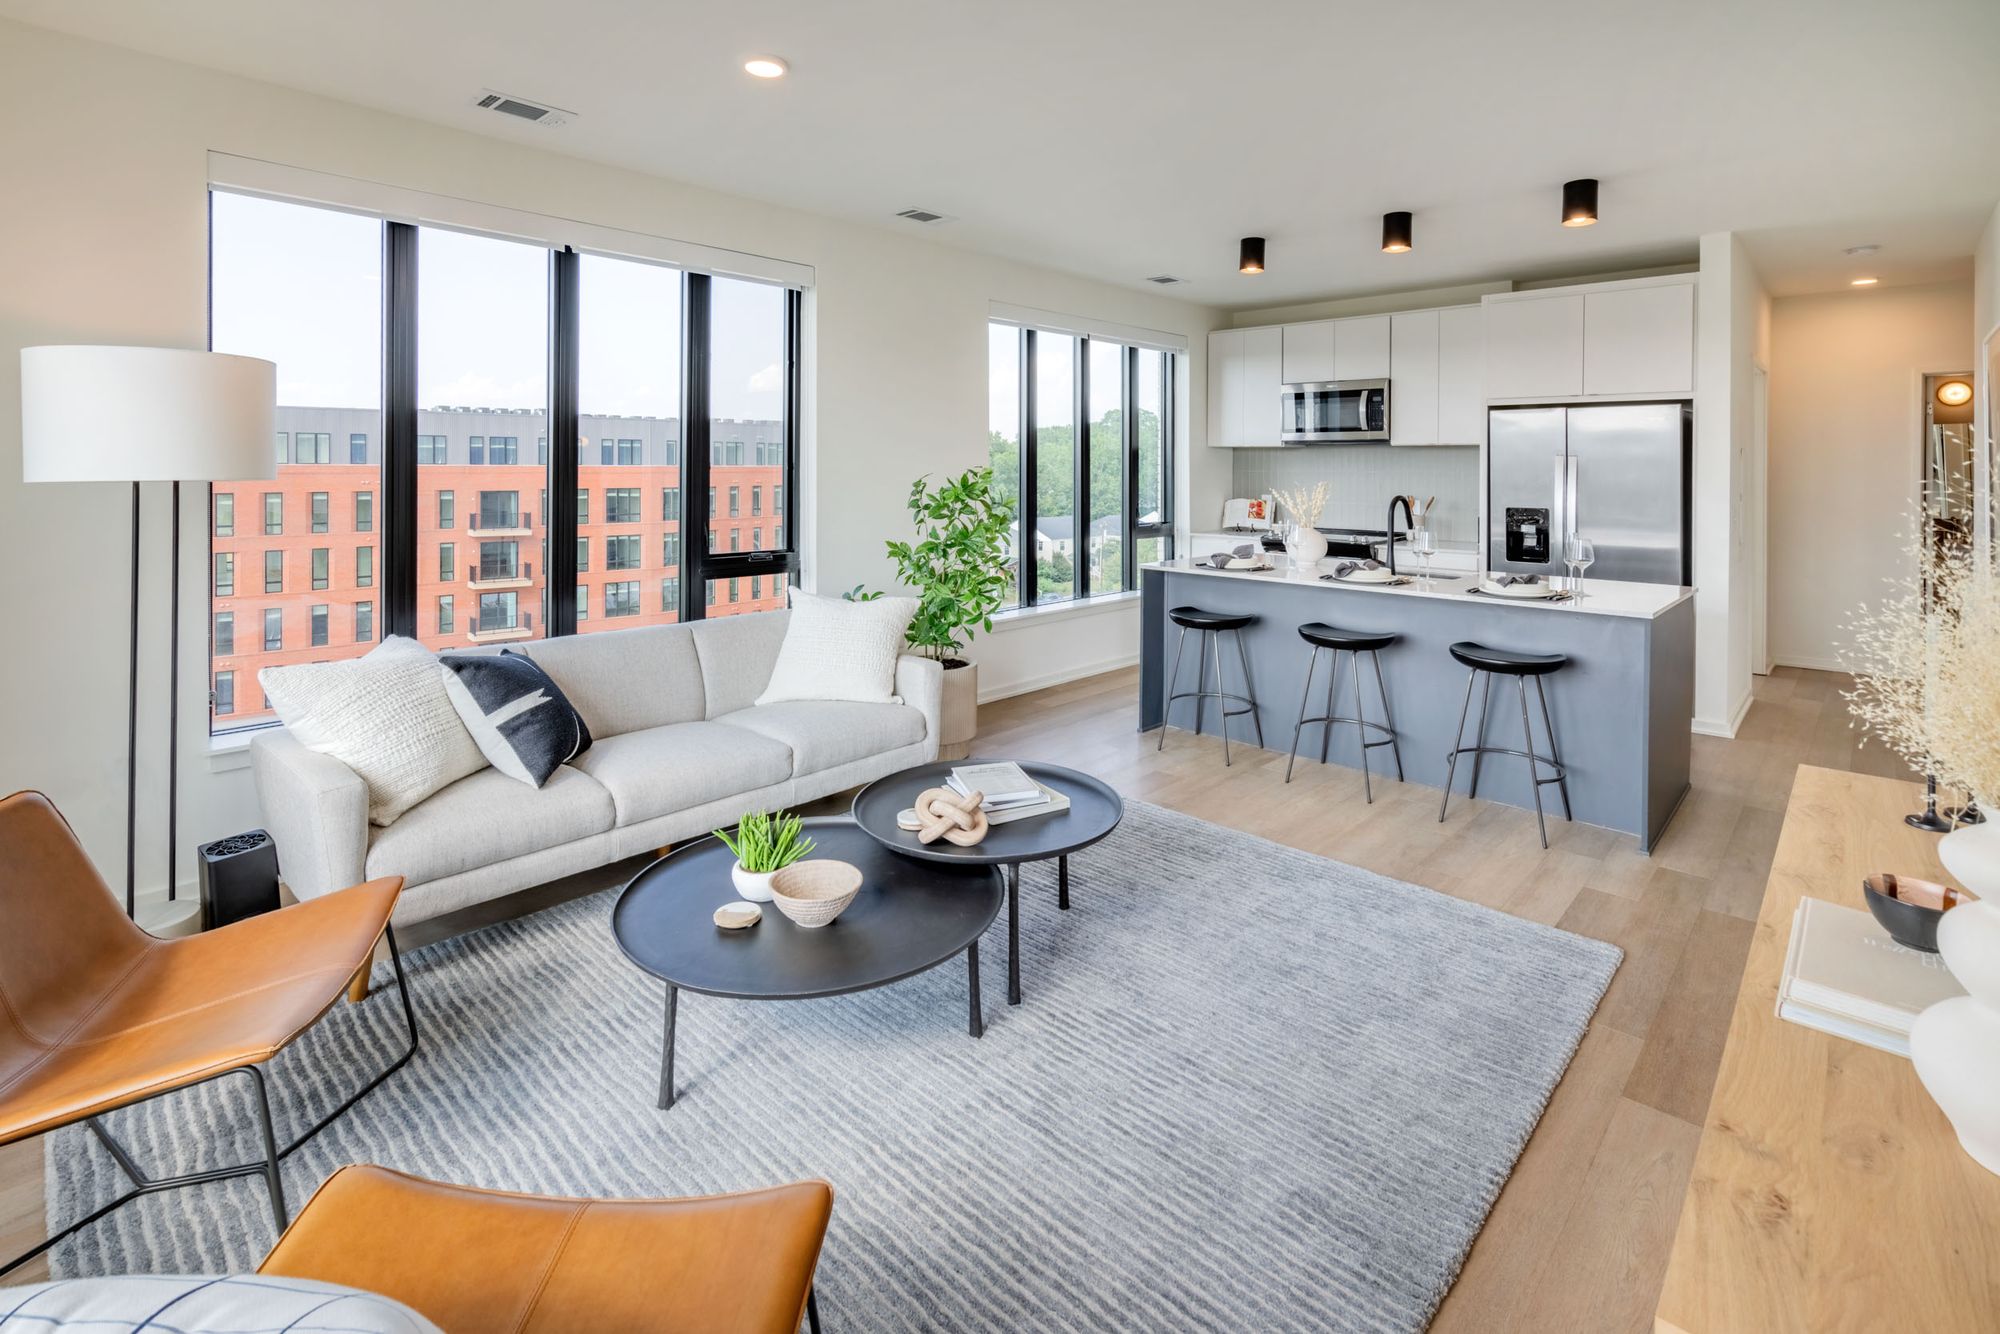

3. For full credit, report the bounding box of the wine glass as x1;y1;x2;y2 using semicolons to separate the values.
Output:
1564;535;1595;600
1411;526;1437;589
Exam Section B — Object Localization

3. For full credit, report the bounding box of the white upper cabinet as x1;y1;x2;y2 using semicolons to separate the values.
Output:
1207;328;1244;448
1281;321;1336;384
1388;310;1439;446
1583;283;1694;396
1483;294;1584;399
1334;315;1391;380
1240;325;1284;447
1436;305;1485;445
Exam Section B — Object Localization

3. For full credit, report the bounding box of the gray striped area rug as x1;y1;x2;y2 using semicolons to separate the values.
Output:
48;801;1619;1332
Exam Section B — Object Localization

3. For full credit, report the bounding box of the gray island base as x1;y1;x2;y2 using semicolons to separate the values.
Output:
1139;561;1695;852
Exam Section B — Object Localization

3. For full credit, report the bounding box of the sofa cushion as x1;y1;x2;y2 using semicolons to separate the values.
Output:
715;702;926;777
570;722;795;826
366;764;614;887
756;589;920;707
438;649;593;787
519;623;705;739
691;611;792;718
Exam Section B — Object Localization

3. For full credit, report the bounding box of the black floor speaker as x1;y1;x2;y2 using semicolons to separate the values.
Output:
197;829;281;929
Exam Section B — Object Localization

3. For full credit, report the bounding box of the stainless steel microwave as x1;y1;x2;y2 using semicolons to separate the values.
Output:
1280;379;1390;443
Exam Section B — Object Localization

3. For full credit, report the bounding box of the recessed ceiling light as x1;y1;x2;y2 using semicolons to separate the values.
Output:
744;56;789;79
1851;276;1879;286
1939;380;1973;407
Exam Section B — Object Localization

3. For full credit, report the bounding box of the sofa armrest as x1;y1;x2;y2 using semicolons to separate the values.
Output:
895;654;944;761
250;730;369;903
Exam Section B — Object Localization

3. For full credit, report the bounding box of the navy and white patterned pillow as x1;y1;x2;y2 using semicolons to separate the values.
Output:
0;1274;442;1332
437;649;592;788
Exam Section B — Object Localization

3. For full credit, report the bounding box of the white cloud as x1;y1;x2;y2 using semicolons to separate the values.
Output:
747;361;782;394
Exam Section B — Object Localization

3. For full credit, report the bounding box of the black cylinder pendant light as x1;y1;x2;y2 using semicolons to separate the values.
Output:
1562;178;1599;227
1239;236;1266;274
1381;211;1413;253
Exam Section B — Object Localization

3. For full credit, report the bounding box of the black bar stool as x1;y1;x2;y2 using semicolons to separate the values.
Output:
1439;641;1574;848
1159;606;1263;765
1285;623;1403;800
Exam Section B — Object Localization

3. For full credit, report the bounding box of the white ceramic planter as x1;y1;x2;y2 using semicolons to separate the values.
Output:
1912;820;2000;1175
939;660;977;762
731;862;778;903
1285;526;1329;566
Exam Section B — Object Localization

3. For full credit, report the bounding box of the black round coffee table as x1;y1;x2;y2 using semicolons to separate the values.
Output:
613;818;1004;1109
850;760;1124;1007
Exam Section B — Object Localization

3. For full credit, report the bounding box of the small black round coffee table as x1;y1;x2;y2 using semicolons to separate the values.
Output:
613;818;1004;1109
850;760;1124;1007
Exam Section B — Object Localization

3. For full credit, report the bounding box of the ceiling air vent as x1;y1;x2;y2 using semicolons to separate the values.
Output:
895;207;955;225
1145;275;1185;285
474;90;573;128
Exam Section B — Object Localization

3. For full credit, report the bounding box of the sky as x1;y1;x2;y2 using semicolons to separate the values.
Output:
986;322;1167;436
210;190;783;423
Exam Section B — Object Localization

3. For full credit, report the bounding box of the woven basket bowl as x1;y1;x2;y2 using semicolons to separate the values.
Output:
768;859;863;928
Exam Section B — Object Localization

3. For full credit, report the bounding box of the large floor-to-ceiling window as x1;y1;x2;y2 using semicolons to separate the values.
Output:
207;189;801;732
987;319;1176;608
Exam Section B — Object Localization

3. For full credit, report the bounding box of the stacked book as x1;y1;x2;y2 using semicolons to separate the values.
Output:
946;762;1069;826
1776;898;1966;1056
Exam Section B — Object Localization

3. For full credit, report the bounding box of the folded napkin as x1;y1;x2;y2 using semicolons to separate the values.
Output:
1205;543;1259;569
1491;573;1540;587
1332;558;1385;579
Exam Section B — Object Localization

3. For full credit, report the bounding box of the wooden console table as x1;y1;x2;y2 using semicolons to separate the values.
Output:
1655;766;2000;1332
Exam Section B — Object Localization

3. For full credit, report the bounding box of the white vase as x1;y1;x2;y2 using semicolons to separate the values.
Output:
732;862;777;903
1285;525;1329;566
1911;820;2000;1175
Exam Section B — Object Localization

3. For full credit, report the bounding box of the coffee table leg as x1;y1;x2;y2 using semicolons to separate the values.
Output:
1007;863;1021;1006
967;940;983;1038
1059;855;1070;911
657;983;679;1110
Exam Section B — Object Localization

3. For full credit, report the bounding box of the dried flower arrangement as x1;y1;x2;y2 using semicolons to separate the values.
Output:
1273;482;1329;529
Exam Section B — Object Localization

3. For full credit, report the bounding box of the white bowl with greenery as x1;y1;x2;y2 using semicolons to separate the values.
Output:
715;811;815;903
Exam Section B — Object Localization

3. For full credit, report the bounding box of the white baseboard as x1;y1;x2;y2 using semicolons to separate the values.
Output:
1691;687;1757;739
978;653;1139;704
1770;653;1850;674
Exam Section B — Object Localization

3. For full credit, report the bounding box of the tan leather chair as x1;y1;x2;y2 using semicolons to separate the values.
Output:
260;1165;834;1334
0;791;420;1276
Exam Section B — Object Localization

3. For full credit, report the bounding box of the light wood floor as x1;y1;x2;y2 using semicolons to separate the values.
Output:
2;664;1906;1328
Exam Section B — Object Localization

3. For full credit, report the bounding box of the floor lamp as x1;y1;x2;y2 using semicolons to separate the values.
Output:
20;346;275;919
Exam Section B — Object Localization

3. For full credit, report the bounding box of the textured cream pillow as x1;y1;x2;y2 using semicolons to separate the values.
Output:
756;588;919;705
260;636;488;826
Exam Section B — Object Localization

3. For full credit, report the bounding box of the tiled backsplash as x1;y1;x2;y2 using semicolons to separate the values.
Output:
1226;445;1481;544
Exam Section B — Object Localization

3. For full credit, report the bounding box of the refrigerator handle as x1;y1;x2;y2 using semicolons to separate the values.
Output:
1551;453;1568;561
1565;453;1579;545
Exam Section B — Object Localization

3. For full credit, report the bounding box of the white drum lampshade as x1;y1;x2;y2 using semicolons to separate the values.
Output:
21;346;277;483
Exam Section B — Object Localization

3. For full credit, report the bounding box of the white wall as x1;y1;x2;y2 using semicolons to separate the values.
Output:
1975;202;2000;562
0;21;1223;899
1766;281;1974;670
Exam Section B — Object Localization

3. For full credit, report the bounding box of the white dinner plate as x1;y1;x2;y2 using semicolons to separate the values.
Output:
1333;565;1398;583
1479;579;1560;599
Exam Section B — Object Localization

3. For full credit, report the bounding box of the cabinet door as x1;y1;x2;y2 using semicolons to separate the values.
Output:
1583;283;1694;396
1483;295;1583;399
1241;326;1285;446
1437;305;1486;445
1281;320;1336;384
1334;315;1391;380
1207;328;1243;448
1388;310;1440;445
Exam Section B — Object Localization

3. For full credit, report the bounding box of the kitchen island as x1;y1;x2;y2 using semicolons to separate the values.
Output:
1139;559;1695;851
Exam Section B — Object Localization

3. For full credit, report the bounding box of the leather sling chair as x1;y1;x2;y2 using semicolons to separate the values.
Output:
0;790;419;1276
260;1165;834;1334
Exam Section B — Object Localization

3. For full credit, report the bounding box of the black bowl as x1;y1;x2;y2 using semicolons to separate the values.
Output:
1862;873;1947;952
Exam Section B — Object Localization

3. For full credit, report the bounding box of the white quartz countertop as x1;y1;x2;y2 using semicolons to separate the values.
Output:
1145;558;1695;620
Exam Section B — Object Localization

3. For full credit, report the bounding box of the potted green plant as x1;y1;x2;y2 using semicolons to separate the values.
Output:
883;466;1016;758
714;810;815;903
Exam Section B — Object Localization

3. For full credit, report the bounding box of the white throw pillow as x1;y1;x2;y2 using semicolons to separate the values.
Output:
0;1274;443;1332
756;589;918;705
260;636;488;826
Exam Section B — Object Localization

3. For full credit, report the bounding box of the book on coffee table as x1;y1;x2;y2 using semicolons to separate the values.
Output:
948;762;1043;809
983;783;1071;826
1775;897;1966;1057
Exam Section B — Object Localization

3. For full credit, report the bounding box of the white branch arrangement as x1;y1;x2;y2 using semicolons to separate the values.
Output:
1274;482;1329;529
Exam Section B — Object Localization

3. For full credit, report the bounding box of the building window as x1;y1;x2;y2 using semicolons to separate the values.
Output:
478;491;522;531
436;594;455;636
605;580;640;617
295;431;331;464
437;490;454;528
308;548;328;590
575;536;589;572
606;534;640;570
439;542;455;582
311;492;329;533
576;585;588;620
478;592;518;632
663;532;680;567
264;550;283;593
752;485;763;516
728;578;740;602
751;575;762;600
662;576;679;610
355;602;374;642
355;490;373;532
263;607;283;651
576;491;590;525
310;604;329;647
469;435;485;466
752;527;762;551
537;436;548;465
214;493;235;537
479;540;520;581
214;611;234;655
417;434;448;464
214;552;235;597
487;435;519;465
706;581;716;606
708;487;716;519
349;432;368;464
663;488;681;521
606;488;640;524
728;485;740;517
600;437;643;466
729;528;740;553
214;670;234;716
263;492;283;535
356;545;374;588
273;432;289;465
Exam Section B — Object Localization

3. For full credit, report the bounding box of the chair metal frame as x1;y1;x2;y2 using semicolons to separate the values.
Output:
1439;664;1574;848
1158;619;1264;766
1285;638;1404;799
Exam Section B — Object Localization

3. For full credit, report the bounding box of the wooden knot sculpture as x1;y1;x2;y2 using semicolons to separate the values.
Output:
913;787;990;847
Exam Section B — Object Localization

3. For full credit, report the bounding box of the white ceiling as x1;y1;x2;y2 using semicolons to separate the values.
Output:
5;0;1997;307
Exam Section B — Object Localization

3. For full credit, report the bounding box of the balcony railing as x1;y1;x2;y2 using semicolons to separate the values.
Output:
468;560;533;591
466;622;534;643
469;510;533;535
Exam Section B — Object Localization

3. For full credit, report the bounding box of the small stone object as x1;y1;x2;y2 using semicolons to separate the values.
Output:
911;786;990;847
713;901;762;930
896;808;923;832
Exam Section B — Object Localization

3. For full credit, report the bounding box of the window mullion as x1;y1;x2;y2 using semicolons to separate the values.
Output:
380;220;418;639
1073;336;1088;602
1019;329;1039;605
682;272;712;619
1124;345;1139;591
547;246;580;636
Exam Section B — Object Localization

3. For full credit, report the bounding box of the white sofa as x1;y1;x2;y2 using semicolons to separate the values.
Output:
251;611;941;926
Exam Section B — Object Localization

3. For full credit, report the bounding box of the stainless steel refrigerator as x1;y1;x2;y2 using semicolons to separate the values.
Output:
1486;403;1692;586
